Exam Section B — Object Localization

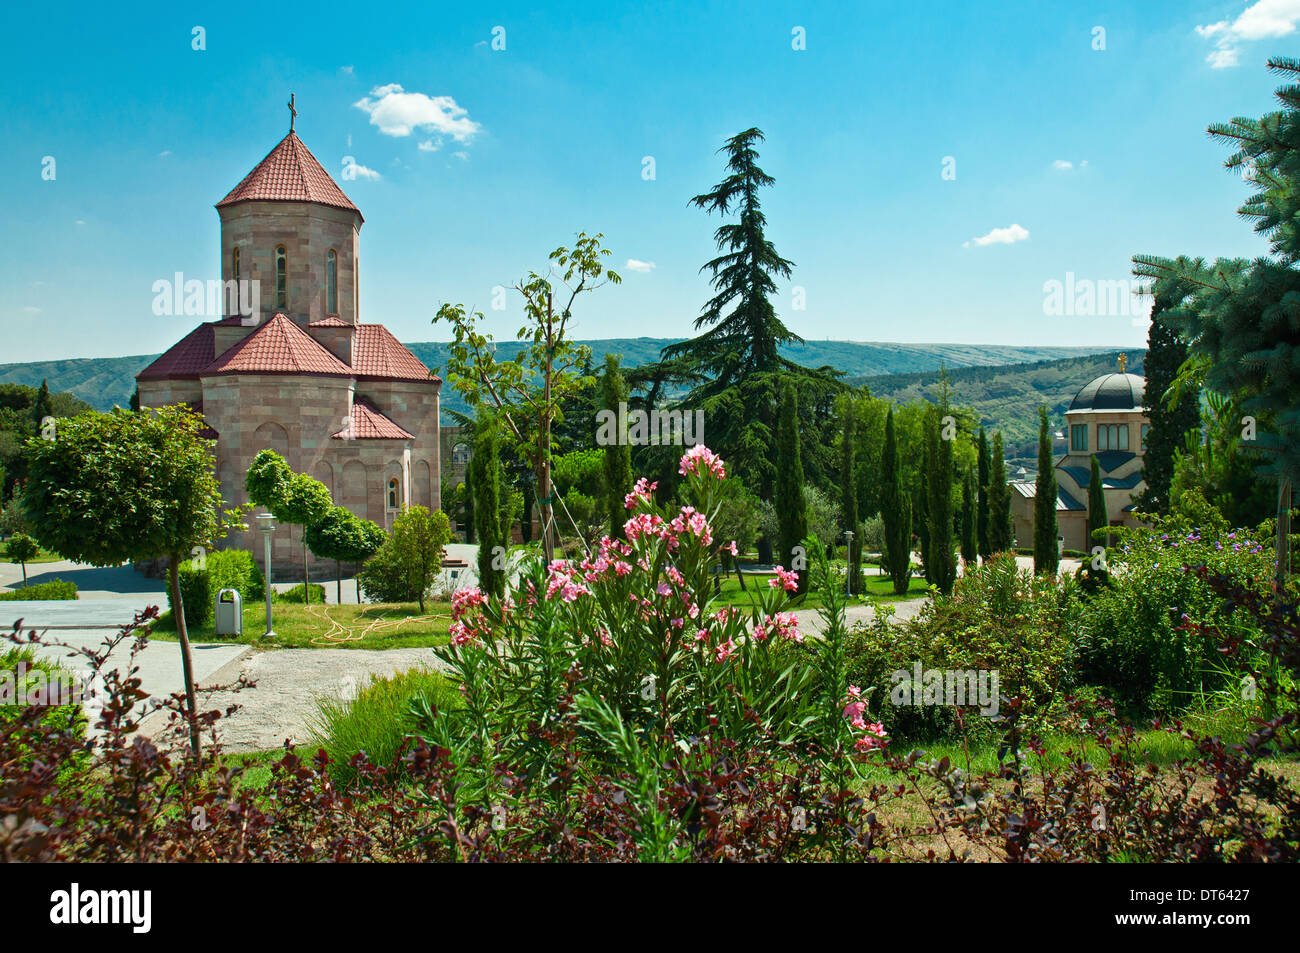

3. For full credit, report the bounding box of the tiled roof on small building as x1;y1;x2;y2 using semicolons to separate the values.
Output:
202;313;353;377
216;132;361;218
353;324;436;382
332;397;414;440
136;324;216;380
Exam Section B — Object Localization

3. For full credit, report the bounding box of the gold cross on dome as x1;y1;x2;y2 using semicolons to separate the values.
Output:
1118;353;1127;373
287;93;297;133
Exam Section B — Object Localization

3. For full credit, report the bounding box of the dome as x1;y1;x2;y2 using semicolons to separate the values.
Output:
1068;372;1145;412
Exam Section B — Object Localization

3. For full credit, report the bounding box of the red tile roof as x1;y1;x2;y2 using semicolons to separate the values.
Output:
332;397;414;440
136;324;215;380
308;316;353;327
216;132;361;218
202;313;353;377
353;324;436;382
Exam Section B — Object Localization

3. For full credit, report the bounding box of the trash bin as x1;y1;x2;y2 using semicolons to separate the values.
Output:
215;588;242;636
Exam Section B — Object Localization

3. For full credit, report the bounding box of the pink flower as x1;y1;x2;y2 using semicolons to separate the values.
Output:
451;586;486;621
624;477;659;509
770;566;799;593
678;445;726;479
714;638;736;663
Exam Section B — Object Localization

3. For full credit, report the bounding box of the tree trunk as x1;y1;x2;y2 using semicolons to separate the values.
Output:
20;563;26;586
734;558;746;591
168;554;202;760
302;529;310;604
336;559;342;605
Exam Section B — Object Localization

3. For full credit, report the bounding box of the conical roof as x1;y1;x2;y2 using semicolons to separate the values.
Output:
216;131;361;218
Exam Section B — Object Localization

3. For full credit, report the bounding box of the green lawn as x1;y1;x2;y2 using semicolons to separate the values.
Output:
147;601;452;650
707;568;930;609
0;540;62;564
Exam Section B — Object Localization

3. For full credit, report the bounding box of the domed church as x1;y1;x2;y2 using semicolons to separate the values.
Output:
135;104;441;572
1010;355;1149;553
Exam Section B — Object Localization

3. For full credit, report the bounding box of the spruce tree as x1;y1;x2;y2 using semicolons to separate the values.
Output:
471;412;505;597
880;407;912;595
600;354;633;539
1138;293;1199;515
774;380;808;594
961;465;977;566
839;395;860;591
1087;453;1109;552
988;431;1013;552
1033;406;1059;575
976;427;991;559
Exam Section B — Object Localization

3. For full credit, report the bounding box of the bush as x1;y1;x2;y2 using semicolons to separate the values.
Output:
306;667;461;789
207;548;264;604
0;579;77;601
168;560;212;626
274;583;327;604
0;646;86;769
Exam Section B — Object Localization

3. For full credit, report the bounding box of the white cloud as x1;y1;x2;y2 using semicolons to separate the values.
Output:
452;151;469;161
353;84;482;151
22;306;40;313
418;140;437;152
965;224;1029;248
340;65;354;75
158;150;172;158
1195;0;1300;69
75;220;85;226
1052;159;1073;170
625;259;656;273
349;162;382;181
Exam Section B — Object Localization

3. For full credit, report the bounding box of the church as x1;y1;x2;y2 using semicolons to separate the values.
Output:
1010;356;1149;553
136;107;441;572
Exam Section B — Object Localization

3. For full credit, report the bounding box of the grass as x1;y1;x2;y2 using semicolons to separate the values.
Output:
0;540;62;564
707;568;929;609
147;601;451;649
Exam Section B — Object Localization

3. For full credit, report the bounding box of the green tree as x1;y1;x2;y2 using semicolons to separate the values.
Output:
1133;56;1300;591
244;451;331;603
305;506;386;604
22;405;238;757
976;427;991;559
1033;406;1059;575
988;431;1013;552
32;380;52;430
774;380;808;595
960;466;977;566
600;354;633;539
1138;289;1200;514
1087;454;1109;553
927;407;957;595
435;233;620;562
470;411;506;598
390;505;450;613
880;407;912;595
6;532;38;586
838;394;860;591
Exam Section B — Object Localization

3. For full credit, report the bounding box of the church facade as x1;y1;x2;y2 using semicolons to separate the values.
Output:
1010;358;1149;553
136;120;441;573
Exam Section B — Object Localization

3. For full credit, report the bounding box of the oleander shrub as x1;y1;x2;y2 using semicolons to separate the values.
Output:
0;578;77;601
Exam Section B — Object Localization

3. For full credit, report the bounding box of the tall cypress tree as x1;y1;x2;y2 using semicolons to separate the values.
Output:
33;379;53;427
880;407;912;595
928;409;957;595
839;395;860;591
976;427;991;560
988;431;1013;552
1033;406;1059;575
961;465;977;566
917;408;936;583
471;412;505;597
1087;454;1109;552
1139;291;1199;514
600;354;633;539
774;380;808;595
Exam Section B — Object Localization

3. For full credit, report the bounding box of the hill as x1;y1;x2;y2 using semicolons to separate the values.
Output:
853;349;1147;466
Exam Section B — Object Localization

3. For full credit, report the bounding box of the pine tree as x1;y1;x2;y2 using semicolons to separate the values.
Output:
1134;57;1300;592
1087;453;1109;552
927;407;957;595
839;395;860;591
1033;406;1059;575
33;379;53;428
880;407;912;595
976;427;991;559
988;431;1013;552
917;408;936;584
961;465;977;566
600;354;633;539
1138;290;1200;514
774;380;808;594
471;412;505;597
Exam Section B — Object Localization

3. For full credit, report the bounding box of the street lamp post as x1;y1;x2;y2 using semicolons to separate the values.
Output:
257;513;277;640
844;530;855;597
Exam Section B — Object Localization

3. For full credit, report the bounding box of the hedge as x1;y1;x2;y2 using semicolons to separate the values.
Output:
0;579;78;601
167;549;265;627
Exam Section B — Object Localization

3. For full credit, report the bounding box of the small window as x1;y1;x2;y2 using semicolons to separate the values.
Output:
451;443;471;465
1070;424;1088;452
1098;424;1129;452
327;249;338;314
232;247;241;313
387;477;400;510
274;245;287;310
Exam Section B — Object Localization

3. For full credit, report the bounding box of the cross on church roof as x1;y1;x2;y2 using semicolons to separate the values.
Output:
1118;353;1127;373
287;93;297;133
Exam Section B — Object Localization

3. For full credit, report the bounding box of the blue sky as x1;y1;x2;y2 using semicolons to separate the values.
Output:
2;0;1297;362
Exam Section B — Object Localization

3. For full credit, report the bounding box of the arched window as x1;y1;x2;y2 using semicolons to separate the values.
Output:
387;477;400;511
326;250;338;314
231;247;241;314
274;245;287;310
451;443;471;465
